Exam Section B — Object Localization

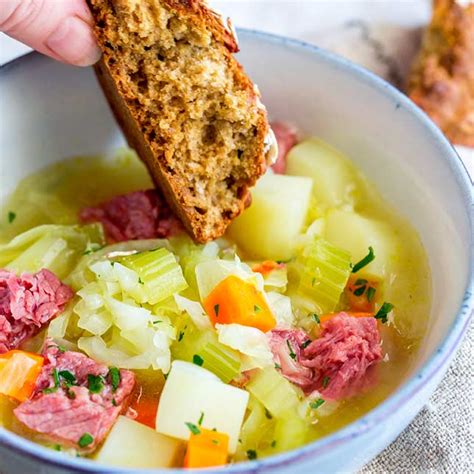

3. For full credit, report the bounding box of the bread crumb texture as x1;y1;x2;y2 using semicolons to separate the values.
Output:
87;0;269;242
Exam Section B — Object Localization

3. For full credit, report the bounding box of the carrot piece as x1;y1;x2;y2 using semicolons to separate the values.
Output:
252;261;285;276
203;275;276;332
345;276;379;312
184;428;229;468
320;312;374;324
129;393;159;429
0;350;44;402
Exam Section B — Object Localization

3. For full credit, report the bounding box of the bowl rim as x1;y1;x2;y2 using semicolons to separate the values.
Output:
0;28;472;473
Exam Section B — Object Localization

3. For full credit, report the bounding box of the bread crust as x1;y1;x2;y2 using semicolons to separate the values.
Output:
407;0;474;147
87;0;269;242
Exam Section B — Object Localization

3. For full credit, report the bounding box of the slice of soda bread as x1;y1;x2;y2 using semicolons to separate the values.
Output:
87;0;273;242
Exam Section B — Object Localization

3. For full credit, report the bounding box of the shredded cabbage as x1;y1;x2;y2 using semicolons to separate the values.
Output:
266;292;294;328
216;324;273;371
173;294;211;330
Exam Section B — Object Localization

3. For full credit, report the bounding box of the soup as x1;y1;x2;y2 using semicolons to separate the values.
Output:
0;130;431;468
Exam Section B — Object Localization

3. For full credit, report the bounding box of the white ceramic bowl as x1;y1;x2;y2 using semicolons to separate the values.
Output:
0;30;472;474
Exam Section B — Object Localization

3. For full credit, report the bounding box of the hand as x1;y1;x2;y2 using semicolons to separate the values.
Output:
0;0;101;66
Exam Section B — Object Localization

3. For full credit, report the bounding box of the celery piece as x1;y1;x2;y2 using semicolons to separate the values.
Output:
171;322;241;383
272;409;309;452
120;248;188;305
296;237;351;314
246;367;302;417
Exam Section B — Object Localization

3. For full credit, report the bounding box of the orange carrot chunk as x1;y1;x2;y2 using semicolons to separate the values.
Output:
0;350;44;402
129;393;159;429
203;275;276;332
252;261;285;276
184;428;229;468
320;312;374;324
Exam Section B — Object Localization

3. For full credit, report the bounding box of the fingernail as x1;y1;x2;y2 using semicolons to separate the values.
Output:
46;16;101;67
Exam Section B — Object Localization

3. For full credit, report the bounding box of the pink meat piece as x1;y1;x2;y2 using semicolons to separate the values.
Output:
14;340;135;452
270;122;298;174
0;269;73;353
268;313;383;400
268;329;314;389
302;314;383;400
79;189;183;243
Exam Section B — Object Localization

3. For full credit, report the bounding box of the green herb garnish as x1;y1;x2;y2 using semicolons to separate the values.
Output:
271;440;277;448
43;368;60;394
310;398;325;410
54;444;62;451
312;313;320;324
375;302;394;324
193;354;204;367
287;340;296;360
78;433;94;448
109;367;120;392
301;340;311;349
58;370;76;386
367;286;376;302
138;277;144;285
214;304;220;318
274;363;281;370
185;422;201;435
112;398;117;406
254;305;261;313
352;247;375;273
7;211;16;224
264;408;273;420
353;285;367;296
198;411;205;426
354;279;368;286
87;374;105;394
178;331;185;342
247;449;258;460
322;376;330;388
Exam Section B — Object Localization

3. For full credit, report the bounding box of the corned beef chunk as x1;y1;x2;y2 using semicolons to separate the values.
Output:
269;313;383;400
79;189;182;243
0;269;73;353
14;340;135;451
270;122;298;174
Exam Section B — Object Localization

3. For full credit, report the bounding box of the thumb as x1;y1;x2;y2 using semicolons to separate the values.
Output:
0;0;101;66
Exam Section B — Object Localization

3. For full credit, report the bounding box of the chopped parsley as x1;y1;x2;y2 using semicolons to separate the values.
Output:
312;313;320;324
178;331;185;342
43;368;60;394
322;376;330;388
354;279;368;286
112;398;117;406
198;411;205;426
54;444;62;451
264;408;273;420
274;363;281;370
271;440;277;448
353;285;367;296
193;354;204;367
301;340;311;349
254;304;262;313
78;433;94;448
108;367;120;392
367;286;376;302
247;449;258;460
287;340;296;360
87;374;105;394
7;211;16;224
212;439;220;445
214;304;220;318
352;247;375;273
58;370;76;386
185;422;201;435
375;302;394;324
138;277;144;285
311;277;316;287
310;398;325;410
57;345;66;353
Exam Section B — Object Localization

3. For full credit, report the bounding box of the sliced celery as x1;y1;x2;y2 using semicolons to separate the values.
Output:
246;367;302;417
120;248;188;305
296;237;351;314
171;321;241;383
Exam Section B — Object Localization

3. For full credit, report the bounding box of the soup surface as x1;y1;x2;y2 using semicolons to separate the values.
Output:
0;133;431;468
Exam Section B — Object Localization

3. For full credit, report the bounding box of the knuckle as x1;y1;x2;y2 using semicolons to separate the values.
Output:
0;0;44;34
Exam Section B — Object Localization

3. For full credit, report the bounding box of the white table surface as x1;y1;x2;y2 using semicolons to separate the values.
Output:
0;1;473;472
